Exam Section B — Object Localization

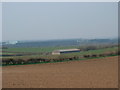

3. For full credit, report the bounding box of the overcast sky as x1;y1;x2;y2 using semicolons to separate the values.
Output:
2;2;118;41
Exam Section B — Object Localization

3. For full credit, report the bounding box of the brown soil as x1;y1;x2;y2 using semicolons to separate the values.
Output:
2;56;118;88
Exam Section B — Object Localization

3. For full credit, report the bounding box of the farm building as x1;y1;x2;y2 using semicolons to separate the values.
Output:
52;49;80;55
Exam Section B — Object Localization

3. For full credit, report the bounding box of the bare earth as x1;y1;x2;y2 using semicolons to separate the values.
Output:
2;56;118;88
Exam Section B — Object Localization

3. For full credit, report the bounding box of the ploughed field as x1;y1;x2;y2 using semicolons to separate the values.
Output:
2;56;118;88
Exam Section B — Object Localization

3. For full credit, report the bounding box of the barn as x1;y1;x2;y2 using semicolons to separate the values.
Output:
52;49;80;55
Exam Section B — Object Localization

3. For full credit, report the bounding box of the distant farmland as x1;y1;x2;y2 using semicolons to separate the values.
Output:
1;38;118;66
1;39;119;88
1;45;118;66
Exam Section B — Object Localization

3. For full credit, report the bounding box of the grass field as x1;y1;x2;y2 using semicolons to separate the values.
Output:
3;45;118;53
1;45;118;66
2;46;76;53
2;46;118;59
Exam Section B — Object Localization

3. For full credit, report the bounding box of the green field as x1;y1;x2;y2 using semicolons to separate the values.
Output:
1;45;118;66
2;46;118;59
2;46;76;53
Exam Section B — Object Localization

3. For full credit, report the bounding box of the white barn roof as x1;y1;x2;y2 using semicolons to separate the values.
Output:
53;49;80;52
58;49;80;52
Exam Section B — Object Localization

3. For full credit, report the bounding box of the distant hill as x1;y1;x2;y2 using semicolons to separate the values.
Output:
2;38;118;48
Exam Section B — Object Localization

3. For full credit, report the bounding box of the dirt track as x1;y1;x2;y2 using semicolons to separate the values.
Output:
2;56;118;88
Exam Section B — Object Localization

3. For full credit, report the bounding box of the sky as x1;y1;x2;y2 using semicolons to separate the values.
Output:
2;2;118;41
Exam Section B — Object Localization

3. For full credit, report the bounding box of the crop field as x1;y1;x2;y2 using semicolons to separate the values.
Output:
2;46;118;58
1;46;118;66
2;56;118;88
2;46;118;54
2;46;76;53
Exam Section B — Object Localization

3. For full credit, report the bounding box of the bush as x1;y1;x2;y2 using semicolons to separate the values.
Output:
83;55;90;58
98;54;105;57
91;54;97;57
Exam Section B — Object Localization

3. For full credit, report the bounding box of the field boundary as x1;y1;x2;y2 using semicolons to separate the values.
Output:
1;54;118;67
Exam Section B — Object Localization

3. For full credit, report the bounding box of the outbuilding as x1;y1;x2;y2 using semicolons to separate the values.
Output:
52;49;80;55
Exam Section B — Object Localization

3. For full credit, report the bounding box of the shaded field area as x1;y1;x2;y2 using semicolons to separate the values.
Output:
2;56;118;88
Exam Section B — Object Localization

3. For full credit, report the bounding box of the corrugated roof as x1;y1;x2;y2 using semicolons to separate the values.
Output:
53;49;80;52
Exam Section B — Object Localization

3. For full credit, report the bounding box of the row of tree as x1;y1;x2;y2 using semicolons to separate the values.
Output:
78;44;118;51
